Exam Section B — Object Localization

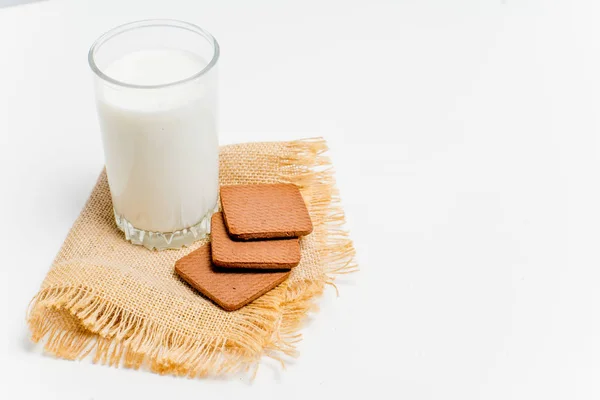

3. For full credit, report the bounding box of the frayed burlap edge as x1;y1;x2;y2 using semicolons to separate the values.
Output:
26;138;357;378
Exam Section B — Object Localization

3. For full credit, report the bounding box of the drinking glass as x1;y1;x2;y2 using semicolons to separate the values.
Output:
88;20;219;250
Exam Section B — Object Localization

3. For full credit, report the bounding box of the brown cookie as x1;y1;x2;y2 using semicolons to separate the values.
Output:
220;184;313;240
211;212;300;269
174;244;290;311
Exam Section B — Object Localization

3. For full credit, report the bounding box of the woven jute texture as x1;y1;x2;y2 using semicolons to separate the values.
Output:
27;138;356;378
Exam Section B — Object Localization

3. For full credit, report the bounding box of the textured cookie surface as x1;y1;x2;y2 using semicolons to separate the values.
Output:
211;212;300;269
220;184;313;240
174;244;290;311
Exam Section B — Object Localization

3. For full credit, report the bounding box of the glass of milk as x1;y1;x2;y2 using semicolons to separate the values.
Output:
88;20;219;250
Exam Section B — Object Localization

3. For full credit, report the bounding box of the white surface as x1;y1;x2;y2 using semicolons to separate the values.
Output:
1;0;600;399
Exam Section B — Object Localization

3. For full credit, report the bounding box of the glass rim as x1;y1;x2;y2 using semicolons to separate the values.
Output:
88;19;220;90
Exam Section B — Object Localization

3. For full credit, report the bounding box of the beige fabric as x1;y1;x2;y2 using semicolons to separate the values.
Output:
27;138;356;378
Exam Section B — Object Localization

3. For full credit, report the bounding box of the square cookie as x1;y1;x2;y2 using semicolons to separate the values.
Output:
220;184;313;240
211;212;300;269
174;244;290;311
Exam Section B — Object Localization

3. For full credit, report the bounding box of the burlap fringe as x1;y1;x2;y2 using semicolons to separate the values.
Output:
26;138;357;378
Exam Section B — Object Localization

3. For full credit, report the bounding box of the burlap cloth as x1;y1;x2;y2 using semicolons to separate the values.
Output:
27;138;356;378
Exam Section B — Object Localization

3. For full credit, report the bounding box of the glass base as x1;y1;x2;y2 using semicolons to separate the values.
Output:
114;209;214;251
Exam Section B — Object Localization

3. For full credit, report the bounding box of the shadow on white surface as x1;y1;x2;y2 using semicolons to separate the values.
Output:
20;327;38;353
0;0;45;8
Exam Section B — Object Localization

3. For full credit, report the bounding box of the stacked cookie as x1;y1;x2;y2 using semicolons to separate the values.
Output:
175;184;312;311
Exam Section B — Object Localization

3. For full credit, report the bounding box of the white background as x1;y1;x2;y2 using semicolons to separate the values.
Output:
1;0;600;399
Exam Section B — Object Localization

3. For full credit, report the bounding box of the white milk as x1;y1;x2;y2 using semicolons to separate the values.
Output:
95;49;218;233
